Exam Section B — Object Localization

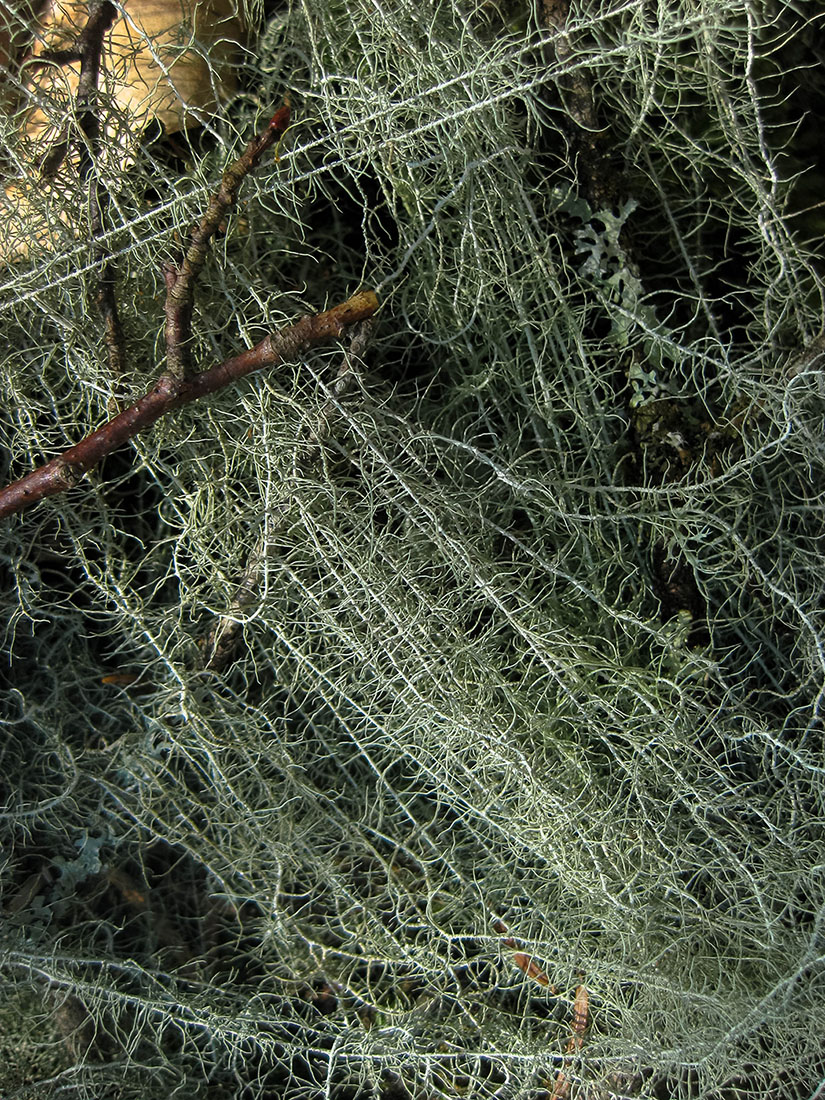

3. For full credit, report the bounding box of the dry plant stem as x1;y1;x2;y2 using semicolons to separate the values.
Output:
543;0;618;209
38;1;127;378
36;2;125;378
75;1;127;381
164;103;291;381
75;1;117;149
0;290;379;520
37;0;116;179
99;268;127;383
494;916;589;1100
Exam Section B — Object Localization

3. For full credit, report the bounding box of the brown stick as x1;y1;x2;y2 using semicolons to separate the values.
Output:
0;290;379;520
36;2;127;378
37;0;117;180
543;0;619;210
75;1;118;151
76;1;127;382
164;102;291;381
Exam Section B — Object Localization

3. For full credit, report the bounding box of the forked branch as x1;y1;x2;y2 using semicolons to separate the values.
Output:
0;89;378;521
0;290;378;519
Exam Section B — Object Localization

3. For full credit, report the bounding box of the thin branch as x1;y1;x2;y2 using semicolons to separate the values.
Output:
76;1;126;383
0;290;378;520
0;96;375;522
75;1;117;149
494;918;589;1100
36;0;116;181
543;0;620;210
201;534;268;673
38;2;126;377
164;102;292;381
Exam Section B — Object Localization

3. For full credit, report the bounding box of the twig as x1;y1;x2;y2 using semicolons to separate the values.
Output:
77;1;126;383
543;0;619;210
0;96;376;522
0;290;378;520
786;328;825;379
164;102;292;381
37;1;116;181
200;534;268;673
495;915;591;1098
75;1;117;155
38;2;126;379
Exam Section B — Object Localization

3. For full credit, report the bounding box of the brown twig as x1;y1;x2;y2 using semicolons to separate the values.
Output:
298;318;373;462
201;535;268;673
37;1;117;181
75;1;117;153
38;2;126;378
543;0;620;210
77;1;127;383
0;95;377;522
495;916;591;1098
164;102;292;381
0;290;378;520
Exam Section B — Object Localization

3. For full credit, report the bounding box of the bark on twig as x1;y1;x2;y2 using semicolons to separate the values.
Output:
543;0;620;210
37;2;127;380
37;0;117;180
164;102;291;381
76;1;126;382
75;1;117;150
0;93;378;523
0;290;379;520
298;318;373;462
549;983;589;1100
200;533;268;673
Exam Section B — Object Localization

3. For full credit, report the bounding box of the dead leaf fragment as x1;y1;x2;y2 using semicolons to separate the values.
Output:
26;0;243;137
2;0;243;258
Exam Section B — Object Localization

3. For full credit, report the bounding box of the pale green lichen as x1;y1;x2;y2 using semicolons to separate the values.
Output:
1;0;824;1097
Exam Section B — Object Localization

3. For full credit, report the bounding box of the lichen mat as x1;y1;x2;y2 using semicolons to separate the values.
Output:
1;0;824;1097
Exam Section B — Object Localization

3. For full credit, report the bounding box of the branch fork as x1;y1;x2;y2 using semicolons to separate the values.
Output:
0;290;378;520
0;88;379;520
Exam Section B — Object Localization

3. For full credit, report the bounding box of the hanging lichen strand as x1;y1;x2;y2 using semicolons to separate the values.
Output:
1;0;824;1098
